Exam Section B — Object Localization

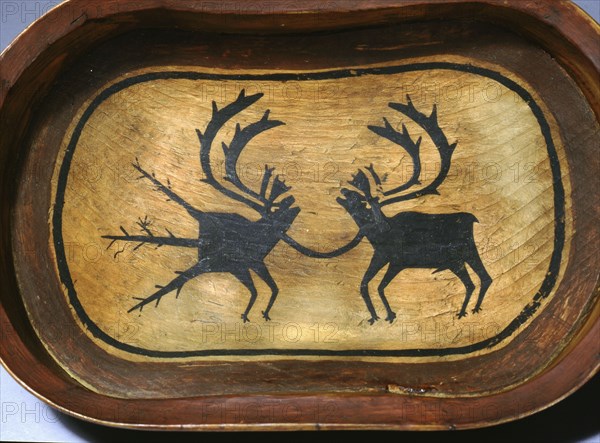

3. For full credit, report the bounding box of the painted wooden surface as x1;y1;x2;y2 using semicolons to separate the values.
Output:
0;0;598;431
50;60;570;360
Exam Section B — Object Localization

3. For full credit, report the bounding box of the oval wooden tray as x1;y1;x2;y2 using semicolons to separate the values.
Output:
1;0;598;431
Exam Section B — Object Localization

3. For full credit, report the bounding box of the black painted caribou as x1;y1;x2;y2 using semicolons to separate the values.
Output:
103;90;299;322
337;96;492;324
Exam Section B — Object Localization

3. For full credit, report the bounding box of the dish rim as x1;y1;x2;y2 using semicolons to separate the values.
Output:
0;0;598;431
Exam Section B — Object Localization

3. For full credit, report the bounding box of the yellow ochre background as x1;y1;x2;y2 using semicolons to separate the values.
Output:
51;60;571;360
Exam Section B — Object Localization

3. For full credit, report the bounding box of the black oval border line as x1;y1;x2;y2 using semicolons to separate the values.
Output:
52;62;565;358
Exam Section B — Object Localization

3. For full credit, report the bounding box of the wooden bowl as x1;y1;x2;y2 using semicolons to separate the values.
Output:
1;0;598;431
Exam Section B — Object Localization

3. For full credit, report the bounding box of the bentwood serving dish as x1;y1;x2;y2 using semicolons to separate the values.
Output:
0;0;598;430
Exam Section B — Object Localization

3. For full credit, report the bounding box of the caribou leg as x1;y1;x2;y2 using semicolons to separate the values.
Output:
451;265;476;318
377;264;403;323
252;262;279;321
361;254;387;324
233;269;259;323
467;253;492;314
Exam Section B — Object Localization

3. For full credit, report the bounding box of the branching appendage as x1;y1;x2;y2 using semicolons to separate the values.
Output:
362;95;458;207
103;89;369;317
102;166;200;311
102;160;200;253
102;215;197;254
196;89;292;215
103;90;300;316
132;158;201;217
128;263;206;312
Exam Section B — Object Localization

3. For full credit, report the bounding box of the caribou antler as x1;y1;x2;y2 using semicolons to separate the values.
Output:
362;95;457;207
196;89;291;214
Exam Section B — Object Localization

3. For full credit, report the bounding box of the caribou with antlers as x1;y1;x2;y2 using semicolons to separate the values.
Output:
103;90;300;322
103;90;491;326
337;96;492;324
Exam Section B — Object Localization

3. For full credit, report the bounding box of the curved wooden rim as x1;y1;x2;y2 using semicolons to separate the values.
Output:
1;0;599;111
0;0;598;430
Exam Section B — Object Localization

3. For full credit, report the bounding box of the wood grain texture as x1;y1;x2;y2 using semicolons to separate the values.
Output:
0;0;598;431
48;60;570;360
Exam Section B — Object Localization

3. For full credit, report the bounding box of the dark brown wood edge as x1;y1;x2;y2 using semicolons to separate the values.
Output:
11;19;597;400
1;0;599;116
1;0;599;430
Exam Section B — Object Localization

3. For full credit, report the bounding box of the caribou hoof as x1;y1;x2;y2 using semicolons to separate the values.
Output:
385;312;397;323
262;310;271;321
368;315;380;325
241;313;250;323
457;311;468;319
472;306;482;314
